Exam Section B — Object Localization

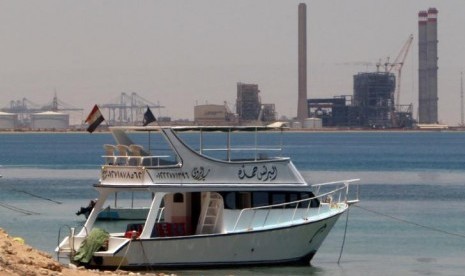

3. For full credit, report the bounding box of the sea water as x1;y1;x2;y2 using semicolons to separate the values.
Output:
1;131;465;275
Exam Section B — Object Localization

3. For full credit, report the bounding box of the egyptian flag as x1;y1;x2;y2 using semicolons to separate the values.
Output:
143;106;156;126
85;105;105;133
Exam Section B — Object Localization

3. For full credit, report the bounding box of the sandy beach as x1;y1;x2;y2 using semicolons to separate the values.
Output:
0;228;173;276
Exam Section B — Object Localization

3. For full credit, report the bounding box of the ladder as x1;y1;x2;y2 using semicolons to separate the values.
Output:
196;192;223;234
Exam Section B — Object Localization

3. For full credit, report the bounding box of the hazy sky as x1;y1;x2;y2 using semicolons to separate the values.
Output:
1;0;464;125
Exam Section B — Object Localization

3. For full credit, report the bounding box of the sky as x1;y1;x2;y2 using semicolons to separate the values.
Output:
0;0;464;125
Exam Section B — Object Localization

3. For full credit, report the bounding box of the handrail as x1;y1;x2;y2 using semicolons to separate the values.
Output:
198;145;284;162
232;180;358;232
311;178;360;187
156;207;165;223
201;147;282;151
102;155;171;167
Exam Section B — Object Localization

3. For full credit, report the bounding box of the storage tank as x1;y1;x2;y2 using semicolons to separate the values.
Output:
303;117;322;129
30;111;69;130
291;121;302;129
0;112;18;129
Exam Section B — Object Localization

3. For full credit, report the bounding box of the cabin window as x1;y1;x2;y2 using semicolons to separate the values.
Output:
223;192;236;209
299;192;320;208
287;193;299;208
271;193;286;205
236;192;251;209
221;191;320;210
252;192;269;207
173;193;184;203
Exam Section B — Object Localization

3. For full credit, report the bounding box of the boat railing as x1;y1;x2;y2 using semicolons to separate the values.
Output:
103;154;172;167
199;146;283;161
102;143;178;167
232;179;359;232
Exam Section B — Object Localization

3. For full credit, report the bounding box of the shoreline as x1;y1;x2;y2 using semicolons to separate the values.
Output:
1;126;465;134
0;228;172;276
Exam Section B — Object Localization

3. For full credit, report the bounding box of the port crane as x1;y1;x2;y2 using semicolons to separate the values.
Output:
100;92;164;125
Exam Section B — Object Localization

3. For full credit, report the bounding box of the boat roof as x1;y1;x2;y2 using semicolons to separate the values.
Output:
110;122;288;133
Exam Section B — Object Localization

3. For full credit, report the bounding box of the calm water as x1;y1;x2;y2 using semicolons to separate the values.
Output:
1;131;465;275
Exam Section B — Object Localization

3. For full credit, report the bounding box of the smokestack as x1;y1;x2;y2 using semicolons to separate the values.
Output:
418;10;428;123
427;7;438;123
418;8;438;124
297;3;308;123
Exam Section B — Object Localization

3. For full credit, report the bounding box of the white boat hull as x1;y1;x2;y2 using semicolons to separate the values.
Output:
91;213;342;268
57;126;360;270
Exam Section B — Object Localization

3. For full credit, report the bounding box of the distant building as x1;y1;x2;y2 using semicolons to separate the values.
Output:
30;111;69;130
308;96;356;127
0;111;18;129
194;104;228;123
236;82;261;121
353;72;395;128
261;104;276;122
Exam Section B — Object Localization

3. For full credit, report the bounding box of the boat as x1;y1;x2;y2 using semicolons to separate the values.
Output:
56;124;359;269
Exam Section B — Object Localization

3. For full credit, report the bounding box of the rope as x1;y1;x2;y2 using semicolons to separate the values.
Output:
354;205;465;239
0;201;40;215
116;239;132;271
12;188;62;204
338;206;350;264
140;239;155;272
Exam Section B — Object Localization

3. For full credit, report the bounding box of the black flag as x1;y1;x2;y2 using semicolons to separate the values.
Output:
143;106;156;126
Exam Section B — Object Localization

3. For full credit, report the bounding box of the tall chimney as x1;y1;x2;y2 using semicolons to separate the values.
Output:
427;7;438;123
418;10;428;123
297;3;308;123
418;8;439;124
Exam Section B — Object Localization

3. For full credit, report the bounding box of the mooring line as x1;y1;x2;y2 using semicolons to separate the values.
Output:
0;201;40;215
12;189;62;204
354;205;465;239
338;206;350;264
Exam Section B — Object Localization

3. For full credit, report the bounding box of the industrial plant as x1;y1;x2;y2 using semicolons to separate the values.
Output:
0;5;446;131
0;95;82;130
296;4;440;129
0;92;165;130
194;82;276;125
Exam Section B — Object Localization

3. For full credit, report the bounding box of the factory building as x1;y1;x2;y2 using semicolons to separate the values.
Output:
236;82;261;121
0;111;18;129
194;104;229;124
30;111;69;130
235;83;276;123
308;96;357;127
353;72;396;128
418;8;439;124
261;104;276;122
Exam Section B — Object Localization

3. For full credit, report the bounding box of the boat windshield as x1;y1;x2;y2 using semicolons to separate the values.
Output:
108;126;286;165
176;130;284;161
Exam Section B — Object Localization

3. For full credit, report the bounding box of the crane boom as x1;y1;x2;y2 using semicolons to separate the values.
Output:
387;34;414;107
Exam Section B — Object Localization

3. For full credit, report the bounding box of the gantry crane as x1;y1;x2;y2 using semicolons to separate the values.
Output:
100;92;164;125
